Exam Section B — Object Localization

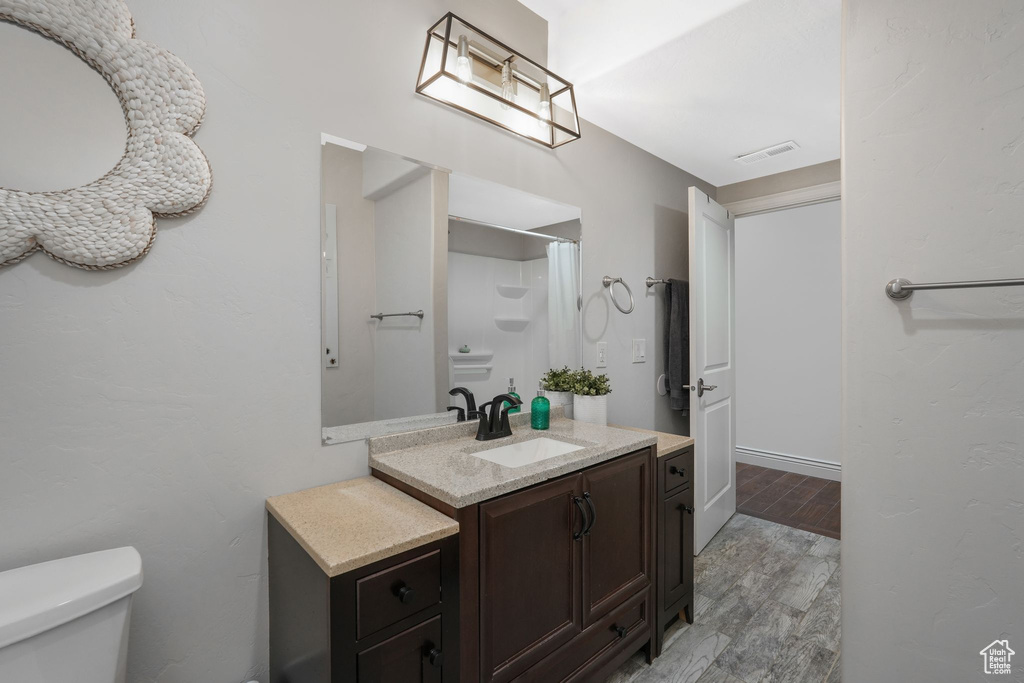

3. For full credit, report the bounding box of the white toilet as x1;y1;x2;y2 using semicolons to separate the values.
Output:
0;547;143;683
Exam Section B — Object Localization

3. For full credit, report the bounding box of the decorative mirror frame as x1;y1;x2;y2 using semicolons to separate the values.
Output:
0;0;212;270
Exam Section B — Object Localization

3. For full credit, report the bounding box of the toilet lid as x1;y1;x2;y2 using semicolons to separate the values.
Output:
0;546;142;649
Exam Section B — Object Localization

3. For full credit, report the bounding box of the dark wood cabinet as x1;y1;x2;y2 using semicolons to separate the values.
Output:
655;445;695;654
269;517;459;683
476;448;654;683
479;475;583;682
582;450;652;628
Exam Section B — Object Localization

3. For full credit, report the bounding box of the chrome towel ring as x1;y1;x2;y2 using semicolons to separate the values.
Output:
602;276;635;314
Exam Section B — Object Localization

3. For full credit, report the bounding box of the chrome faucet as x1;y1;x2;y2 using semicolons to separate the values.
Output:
475;394;523;441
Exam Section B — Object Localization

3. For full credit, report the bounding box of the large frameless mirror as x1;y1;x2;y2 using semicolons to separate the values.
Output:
320;137;582;444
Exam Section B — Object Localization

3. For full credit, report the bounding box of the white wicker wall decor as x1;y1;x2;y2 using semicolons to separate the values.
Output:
0;0;212;270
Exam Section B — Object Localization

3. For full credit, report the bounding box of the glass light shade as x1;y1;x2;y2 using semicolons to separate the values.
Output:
416;13;581;148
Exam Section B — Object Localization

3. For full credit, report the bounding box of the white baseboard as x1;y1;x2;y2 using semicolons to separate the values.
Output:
736;446;841;481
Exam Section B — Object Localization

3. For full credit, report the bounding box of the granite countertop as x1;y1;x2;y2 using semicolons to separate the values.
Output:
608;425;694;458
369;417;658;508
266;476;459;577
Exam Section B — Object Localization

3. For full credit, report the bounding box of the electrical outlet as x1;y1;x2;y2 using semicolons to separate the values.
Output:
596;341;608;368
632;339;646;363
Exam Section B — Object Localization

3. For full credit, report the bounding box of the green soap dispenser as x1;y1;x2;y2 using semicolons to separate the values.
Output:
531;382;550;430
505;377;521;413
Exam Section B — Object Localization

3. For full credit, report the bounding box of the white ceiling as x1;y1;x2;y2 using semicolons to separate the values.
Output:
449;173;582;230
519;0;841;186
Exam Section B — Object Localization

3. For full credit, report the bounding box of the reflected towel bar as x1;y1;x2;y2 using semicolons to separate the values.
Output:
646;277;668;288
370;310;425;320
886;278;1024;300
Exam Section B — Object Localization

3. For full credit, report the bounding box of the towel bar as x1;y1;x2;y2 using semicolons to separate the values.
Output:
886;277;1024;300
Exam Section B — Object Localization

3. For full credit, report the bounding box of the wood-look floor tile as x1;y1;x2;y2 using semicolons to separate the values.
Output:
752;526;818;576
772;556;839;612
807;536;841;563
760;634;839;683
637;624;731;683
714;599;804;683
698;569;780;638
825;652;841;682
796;568;841;653
694;665;745;683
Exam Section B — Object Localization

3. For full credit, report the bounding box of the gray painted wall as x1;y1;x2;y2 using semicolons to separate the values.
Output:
843;1;1024;681
0;1;713;680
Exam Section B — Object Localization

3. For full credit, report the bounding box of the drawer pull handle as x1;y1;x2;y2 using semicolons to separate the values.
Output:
428;647;444;667
679;504;694;514
396;584;415;604
583;492;596;536
572;496;587;541
669;466;686;477
614;625;627;639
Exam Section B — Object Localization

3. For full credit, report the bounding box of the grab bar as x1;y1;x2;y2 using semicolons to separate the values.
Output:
370;309;424;321
886;278;1024;300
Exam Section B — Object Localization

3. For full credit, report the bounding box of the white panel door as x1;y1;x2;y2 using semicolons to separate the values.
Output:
689;187;737;553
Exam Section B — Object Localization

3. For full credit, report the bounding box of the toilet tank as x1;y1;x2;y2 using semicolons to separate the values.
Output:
0;547;143;683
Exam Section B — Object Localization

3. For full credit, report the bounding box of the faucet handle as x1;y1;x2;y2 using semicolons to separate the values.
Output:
446;406;465;422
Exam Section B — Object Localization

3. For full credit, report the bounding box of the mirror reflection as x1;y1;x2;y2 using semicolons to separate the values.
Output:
321;139;582;444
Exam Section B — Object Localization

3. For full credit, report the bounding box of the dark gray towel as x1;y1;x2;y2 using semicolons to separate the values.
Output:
665;279;689;413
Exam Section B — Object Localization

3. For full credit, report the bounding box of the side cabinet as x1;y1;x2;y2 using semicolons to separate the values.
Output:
269;517;460;683
477;448;654;683
655;445;695;654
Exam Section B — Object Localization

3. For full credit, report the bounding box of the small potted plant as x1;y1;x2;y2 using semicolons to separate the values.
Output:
541;366;576;418
570;369;612;426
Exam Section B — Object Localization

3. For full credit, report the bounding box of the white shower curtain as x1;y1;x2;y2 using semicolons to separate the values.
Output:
546;241;581;370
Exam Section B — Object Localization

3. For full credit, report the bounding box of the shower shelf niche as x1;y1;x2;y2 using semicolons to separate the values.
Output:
494;317;530;332
496;284;529;299
449;351;494;363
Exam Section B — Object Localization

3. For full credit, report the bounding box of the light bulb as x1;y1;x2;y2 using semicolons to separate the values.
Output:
456;35;473;83
501;61;515;110
537;83;551;128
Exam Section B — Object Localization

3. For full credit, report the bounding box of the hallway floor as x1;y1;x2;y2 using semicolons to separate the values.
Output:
736;464;841;539
610;514;841;683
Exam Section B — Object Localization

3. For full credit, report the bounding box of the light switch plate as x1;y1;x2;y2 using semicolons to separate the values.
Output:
596;341;608;368
632;339;646;363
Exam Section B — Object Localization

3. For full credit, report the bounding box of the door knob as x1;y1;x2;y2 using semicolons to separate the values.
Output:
697;378;718;397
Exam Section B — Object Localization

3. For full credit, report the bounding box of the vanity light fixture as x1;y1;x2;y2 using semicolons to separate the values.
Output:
416;13;581;148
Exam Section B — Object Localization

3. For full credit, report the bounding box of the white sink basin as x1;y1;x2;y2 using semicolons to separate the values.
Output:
471;437;584;468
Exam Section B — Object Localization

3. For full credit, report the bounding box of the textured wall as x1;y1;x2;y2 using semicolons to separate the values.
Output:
0;0;713;680
842;1;1024;680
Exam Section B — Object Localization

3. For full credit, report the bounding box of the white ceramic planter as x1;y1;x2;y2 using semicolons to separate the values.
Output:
546;391;574;419
573;394;608;426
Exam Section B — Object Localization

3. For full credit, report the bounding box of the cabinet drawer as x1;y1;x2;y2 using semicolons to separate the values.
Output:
357;615;444;683
356;549;441;639
517;591;648;683
661;450;691;494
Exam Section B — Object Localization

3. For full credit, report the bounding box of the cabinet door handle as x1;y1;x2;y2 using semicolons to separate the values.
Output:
583;492;596;535
614;625;627;639
669;465;686;477
428;647;444;667
572;496;587;541
395;583;415;604
679;504;694;514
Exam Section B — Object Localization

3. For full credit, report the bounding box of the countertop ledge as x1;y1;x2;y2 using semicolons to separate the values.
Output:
608;425;694;458
369;418;658;508
267;476;459;577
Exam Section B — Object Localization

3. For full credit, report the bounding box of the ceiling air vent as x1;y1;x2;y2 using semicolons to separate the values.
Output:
734;140;800;165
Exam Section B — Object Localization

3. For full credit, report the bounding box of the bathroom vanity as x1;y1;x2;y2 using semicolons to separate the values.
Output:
268;417;695;683
369;417;662;683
